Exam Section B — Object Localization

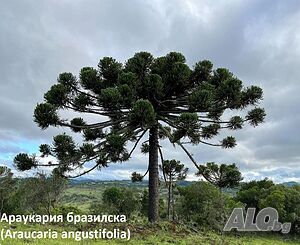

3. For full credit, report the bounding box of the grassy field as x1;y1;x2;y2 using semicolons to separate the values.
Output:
60;181;147;212
0;222;299;245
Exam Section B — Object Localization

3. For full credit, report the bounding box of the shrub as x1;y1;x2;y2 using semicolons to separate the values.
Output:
91;187;138;218
178;181;241;230
236;178;274;209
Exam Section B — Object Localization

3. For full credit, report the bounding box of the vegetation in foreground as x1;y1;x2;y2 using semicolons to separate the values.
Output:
0;221;300;245
1;173;300;244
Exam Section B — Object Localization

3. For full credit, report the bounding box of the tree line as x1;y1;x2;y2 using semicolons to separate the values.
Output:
2;165;300;234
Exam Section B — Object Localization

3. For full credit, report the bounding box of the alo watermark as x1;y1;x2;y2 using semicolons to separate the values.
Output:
223;207;291;234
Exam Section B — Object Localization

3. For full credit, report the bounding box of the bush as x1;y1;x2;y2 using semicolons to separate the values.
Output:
178;181;241;230
236;178;274;209
91;187;138;218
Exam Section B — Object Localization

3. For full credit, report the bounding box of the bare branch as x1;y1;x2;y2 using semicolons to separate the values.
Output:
128;129;148;158
142;168;149;178
65;162;101;178
158;144;167;183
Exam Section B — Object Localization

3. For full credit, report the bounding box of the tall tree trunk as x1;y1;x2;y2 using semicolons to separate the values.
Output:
167;181;171;220
171;183;175;220
148;125;159;222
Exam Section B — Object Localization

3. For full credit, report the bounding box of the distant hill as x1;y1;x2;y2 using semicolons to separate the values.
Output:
70;178;98;184
282;181;300;187
69;179;195;187
69;179;300;189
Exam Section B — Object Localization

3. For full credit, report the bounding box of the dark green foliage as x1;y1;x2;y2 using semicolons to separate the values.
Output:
53;134;77;162
210;68;233;86
259;185;287;219
221;136;237;148
246;108;266;126
228;116;244;130
178;182;240;230
172;113;201;143
80;67;100;92
196;162;243;188
162;160;188;182
70;118;86;132
140;189;149;217
129;99;156;129
117;84;135;107
101;187;138;217
283;186;300;233
39;144;51;157
57;72;77;88
80;143;96;158
140;142;149;154
188;84;214;111
158;126;171;140
98;87;122;109
236;178;275;209
236;180;300;233
217;78;243;109
14;153;37;171
98;57;122;86
33;103;59;129
131;172;143;182
73;93;93;110
44;83;70;107
103;134;128;162
125;52;153;76
191;60;213;85
241;86;263;106
83;128;104;141
201;124;220;139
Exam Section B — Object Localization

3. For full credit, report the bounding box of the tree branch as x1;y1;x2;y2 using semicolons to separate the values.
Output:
158;144;167;183
128;129;148;158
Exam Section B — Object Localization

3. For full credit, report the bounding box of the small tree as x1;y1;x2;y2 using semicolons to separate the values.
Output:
101;187;138;218
0;166;14;215
21;172;67;214
178;182;235;230
236;178;274;209
196;162;242;189
161;159;188;220
14;51;265;222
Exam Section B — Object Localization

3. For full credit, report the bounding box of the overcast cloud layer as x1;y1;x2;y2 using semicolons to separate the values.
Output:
0;0;300;182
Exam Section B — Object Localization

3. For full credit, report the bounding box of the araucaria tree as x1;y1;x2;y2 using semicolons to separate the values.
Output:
196;162;243;189
14;52;265;222
161;159;188;220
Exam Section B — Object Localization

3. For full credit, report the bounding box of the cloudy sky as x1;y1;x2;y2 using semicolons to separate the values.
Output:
0;0;300;182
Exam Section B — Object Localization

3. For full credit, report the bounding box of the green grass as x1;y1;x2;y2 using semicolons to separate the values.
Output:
0;222;299;245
